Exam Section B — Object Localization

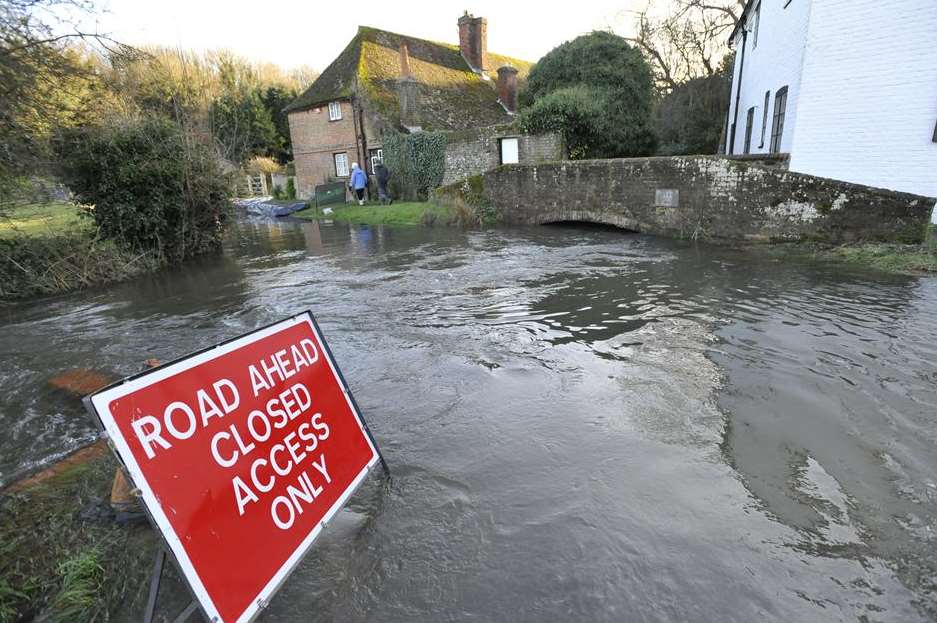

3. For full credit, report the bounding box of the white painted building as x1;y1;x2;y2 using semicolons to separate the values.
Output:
724;0;937;215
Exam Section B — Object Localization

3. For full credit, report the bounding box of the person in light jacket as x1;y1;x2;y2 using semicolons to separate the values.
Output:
348;163;368;205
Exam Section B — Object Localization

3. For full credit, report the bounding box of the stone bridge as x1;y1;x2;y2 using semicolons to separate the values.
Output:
435;156;935;244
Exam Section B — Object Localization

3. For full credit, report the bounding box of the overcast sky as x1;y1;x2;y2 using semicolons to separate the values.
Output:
59;0;647;71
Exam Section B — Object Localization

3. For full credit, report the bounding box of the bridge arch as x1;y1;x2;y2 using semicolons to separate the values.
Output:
531;209;641;233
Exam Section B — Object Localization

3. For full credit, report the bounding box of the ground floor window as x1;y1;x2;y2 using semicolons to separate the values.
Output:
369;148;383;173
770;86;788;153
744;107;755;154
760;90;770;148
334;152;349;177
500;137;519;164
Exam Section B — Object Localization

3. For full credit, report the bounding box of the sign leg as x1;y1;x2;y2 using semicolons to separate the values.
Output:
172;601;200;623
142;547;202;623
143;548;166;623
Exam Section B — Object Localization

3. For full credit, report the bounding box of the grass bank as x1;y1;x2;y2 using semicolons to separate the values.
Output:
818;242;937;274
0;451;159;622
755;226;937;276
0;203;161;301
0;202;89;238
294;201;457;226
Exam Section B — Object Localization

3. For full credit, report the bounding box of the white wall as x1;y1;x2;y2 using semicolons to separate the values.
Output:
726;0;812;155
789;0;937;217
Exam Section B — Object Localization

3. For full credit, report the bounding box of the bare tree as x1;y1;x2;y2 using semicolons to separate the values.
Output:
625;0;746;93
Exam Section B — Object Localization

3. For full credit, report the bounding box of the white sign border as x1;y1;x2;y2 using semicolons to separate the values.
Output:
85;312;381;623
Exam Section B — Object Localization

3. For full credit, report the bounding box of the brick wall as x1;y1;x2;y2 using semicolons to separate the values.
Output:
452;156;934;244
288;100;360;198
789;0;937;210
441;128;565;185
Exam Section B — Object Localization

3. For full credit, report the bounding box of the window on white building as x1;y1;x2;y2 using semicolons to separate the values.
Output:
760;90;770;148
500;137;520;164
770;86;788;153
744;107;755;154
751;3;761;48
334;152;349;177
328;101;342;121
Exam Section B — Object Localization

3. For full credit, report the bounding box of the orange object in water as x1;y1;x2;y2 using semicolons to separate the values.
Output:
48;368;114;396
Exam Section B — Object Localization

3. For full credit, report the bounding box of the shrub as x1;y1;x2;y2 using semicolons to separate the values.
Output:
272;185;283;200
0;230;160;300
520;86;656;159
519;32;657;158
655;71;731;156
245;155;281;175
382;130;448;200
285;177;296;200
55;116;231;263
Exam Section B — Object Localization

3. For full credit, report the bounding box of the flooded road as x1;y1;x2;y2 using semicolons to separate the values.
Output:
1;218;936;621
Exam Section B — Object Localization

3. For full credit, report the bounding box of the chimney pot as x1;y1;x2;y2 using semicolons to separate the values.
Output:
458;12;489;72
496;65;519;113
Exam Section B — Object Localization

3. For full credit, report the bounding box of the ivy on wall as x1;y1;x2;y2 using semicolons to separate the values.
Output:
382;130;448;201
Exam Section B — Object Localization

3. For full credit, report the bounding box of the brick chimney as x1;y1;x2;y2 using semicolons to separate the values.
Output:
397;40;421;129
399;41;411;77
496;65;518;113
458;12;488;72
397;76;420;129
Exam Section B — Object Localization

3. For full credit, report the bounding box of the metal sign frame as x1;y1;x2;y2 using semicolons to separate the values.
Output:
314;182;347;209
83;311;387;623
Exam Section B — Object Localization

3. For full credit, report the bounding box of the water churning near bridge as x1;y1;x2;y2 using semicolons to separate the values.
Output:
1;218;935;621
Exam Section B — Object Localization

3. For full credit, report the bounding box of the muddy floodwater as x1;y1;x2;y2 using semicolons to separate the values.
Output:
1;218;936;621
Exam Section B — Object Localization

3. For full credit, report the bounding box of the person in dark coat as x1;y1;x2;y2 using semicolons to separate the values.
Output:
375;162;392;205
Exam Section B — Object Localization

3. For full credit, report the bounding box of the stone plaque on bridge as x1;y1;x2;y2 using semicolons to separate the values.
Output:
655;189;679;207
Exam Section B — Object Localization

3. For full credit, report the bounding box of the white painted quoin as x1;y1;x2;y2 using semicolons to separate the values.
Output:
725;0;937;217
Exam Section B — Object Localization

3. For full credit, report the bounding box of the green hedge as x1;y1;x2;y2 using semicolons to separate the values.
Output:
381;130;448;201
54;116;231;263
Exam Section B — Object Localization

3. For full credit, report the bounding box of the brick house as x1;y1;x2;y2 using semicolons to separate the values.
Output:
285;13;549;200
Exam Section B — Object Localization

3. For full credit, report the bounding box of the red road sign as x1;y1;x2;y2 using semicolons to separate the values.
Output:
86;312;382;623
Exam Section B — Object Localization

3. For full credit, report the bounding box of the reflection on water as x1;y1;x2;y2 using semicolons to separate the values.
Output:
1;218;936;621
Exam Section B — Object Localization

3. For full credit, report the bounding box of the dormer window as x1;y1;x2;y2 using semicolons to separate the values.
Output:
328;101;342;121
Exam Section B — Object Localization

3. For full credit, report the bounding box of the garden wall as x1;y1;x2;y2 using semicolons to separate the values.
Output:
441;127;565;186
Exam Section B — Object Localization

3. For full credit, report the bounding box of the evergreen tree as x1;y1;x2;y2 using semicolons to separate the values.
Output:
519;32;657;159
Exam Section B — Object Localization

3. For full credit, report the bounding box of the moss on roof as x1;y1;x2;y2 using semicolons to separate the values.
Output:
285;26;533;131
284;34;362;113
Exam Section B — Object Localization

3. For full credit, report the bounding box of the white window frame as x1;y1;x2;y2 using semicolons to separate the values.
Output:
369;148;383;173
328;101;342;121
500;137;520;165
334;152;349;177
